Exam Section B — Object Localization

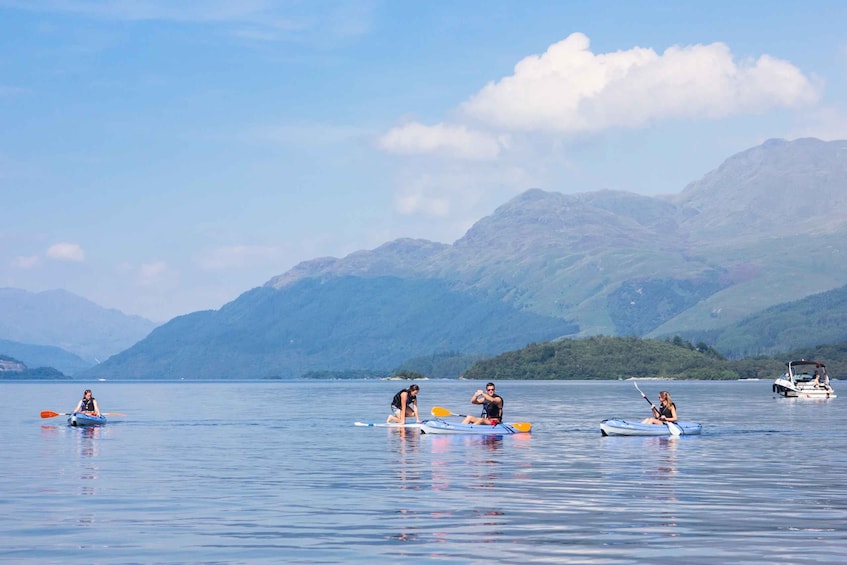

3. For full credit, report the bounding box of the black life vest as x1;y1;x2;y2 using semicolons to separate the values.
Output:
482;394;503;420
391;389;416;410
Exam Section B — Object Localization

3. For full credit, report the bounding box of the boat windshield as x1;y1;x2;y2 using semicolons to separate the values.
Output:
787;361;827;383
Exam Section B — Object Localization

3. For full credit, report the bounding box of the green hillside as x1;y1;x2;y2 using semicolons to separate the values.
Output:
82;276;578;379
672;283;847;358
460;336;779;381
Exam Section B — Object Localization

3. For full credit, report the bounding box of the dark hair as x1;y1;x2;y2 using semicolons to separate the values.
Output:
486;382;495;389
409;384;420;392
84;389;92;394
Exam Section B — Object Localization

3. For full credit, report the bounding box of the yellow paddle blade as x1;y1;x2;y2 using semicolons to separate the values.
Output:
431;406;453;417
104;412;126;417
510;422;532;433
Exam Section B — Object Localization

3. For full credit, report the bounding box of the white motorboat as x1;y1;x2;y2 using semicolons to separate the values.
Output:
773;359;836;399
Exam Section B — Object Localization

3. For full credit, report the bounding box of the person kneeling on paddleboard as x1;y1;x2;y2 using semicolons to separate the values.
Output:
386;384;420;425
462;382;503;425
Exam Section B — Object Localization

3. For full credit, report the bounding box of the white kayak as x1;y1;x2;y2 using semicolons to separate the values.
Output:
354;421;422;429
419;419;531;435
600;418;702;437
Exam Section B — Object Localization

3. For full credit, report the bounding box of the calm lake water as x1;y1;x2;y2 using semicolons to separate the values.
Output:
2;379;845;564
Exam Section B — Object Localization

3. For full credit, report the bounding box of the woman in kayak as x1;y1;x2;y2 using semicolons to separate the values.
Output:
462;382;503;425
386;384;420;424
72;389;101;417
641;390;677;425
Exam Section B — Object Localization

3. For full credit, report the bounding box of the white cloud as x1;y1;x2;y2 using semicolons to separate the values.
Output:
378;122;507;160
138;261;168;285
0;1;372;42
461;32;820;133
12;255;40;269
796;106;847;141
46;242;85;262
195;245;283;270
393;166;533;219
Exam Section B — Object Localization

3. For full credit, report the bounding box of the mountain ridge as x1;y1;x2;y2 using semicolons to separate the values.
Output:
0;288;159;364
80;137;847;378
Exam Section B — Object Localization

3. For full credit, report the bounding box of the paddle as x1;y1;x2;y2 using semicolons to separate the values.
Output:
430;406;532;432
632;383;681;436
40;411;125;418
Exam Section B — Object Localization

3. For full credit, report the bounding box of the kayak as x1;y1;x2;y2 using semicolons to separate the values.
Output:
600;419;701;437
419;419;531;435
68;413;107;427
354;421;422;429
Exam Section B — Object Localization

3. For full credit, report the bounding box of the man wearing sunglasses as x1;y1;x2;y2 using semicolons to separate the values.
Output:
462;382;503;425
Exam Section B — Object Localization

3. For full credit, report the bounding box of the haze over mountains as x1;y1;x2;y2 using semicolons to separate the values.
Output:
5;138;846;379
0;288;157;373
69;137;846;380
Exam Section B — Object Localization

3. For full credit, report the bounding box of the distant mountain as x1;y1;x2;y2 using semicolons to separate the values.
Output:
0;288;158;363
89;138;847;378
672;138;847;239
82;277;577;379
0;339;91;375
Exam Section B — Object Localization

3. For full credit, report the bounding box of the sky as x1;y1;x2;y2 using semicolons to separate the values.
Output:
1;1;846;323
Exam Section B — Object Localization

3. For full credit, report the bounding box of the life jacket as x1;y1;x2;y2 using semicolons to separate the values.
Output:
658;402;675;419
391;389;416;410
80;397;96;412
482;394;503;420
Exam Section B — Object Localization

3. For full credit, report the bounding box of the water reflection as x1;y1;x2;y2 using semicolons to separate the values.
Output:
73;426;101;527
390;428;421;491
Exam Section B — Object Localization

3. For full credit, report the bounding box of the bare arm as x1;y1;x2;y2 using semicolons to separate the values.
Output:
398;392;407;424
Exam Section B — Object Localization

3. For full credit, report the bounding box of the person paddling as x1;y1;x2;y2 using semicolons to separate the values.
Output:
386;384;420;424
461;382;503;425
641;390;677;425
72;389;101;417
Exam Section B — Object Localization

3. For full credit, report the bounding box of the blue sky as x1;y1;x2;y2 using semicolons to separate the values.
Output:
1;1;845;322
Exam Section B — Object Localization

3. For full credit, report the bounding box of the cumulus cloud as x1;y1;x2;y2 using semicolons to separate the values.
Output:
46;242;85;262
378;122;508;160
461;32;820;133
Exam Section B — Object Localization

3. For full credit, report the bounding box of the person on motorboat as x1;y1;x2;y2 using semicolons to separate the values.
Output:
462;382;503;425
386;384;420;424
812;370;832;390
641;390;677;425
72;389;101;417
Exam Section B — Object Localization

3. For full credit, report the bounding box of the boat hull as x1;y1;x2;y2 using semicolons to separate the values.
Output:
419;419;529;435
68;413;107;427
354;421;422;429
600;419;701;437
773;379;836;399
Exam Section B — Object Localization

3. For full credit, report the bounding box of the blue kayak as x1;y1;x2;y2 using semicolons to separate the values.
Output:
600;418;701;436
420;419;531;435
68;413;107;427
